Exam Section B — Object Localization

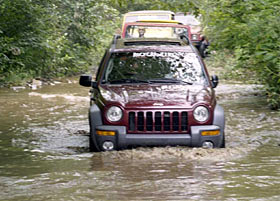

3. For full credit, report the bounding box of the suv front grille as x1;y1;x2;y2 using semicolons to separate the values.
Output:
128;111;188;133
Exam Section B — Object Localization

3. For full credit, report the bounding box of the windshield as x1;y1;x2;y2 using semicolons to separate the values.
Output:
125;25;188;39
175;15;200;26
102;52;207;85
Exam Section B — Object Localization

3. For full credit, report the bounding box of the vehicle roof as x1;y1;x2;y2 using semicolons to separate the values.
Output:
111;38;194;53
174;15;200;26
124;22;189;28
136;20;182;24
125;10;175;15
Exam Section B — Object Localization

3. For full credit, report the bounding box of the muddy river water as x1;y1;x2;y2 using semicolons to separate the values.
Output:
0;79;279;201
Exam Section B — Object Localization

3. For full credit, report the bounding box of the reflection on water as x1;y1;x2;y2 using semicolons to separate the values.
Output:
0;81;279;201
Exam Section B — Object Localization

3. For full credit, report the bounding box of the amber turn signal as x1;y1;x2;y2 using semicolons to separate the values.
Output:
201;130;220;136
96;130;116;136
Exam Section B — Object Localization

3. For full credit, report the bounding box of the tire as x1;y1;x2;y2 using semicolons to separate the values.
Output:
220;133;226;148
89;133;99;152
199;43;206;58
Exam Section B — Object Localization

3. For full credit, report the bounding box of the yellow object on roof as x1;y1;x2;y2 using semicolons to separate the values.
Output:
136;20;182;24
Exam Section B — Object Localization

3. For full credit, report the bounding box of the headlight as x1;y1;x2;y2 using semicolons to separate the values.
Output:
193;106;209;122
192;34;198;40
106;106;123;122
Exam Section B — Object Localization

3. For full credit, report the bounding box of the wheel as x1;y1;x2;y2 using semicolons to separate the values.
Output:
220;133;226;148
89;133;99;152
199;43;207;58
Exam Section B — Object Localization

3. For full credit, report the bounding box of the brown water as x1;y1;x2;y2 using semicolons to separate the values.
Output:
0;80;279;201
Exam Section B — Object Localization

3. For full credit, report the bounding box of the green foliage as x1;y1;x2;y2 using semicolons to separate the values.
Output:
0;0;121;86
205;50;252;82
0;0;49;84
200;0;280;109
112;0;199;15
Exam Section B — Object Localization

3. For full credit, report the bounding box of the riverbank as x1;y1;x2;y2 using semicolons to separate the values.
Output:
204;52;258;85
1;76;80;92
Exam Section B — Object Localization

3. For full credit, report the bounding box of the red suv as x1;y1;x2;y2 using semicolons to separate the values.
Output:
80;36;225;151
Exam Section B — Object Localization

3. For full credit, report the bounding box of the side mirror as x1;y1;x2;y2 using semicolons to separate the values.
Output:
79;75;92;87
211;75;219;88
179;34;190;45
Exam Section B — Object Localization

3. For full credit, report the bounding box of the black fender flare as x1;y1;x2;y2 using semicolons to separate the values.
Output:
88;104;103;151
213;104;225;147
213;104;225;133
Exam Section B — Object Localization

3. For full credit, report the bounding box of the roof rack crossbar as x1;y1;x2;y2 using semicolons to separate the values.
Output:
124;41;182;46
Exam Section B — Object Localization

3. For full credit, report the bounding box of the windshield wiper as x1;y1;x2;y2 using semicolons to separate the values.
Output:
148;78;192;85
180;80;193;85
109;78;150;84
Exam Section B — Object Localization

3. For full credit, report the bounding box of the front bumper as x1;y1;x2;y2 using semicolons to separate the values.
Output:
94;124;223;150
192;41;200;48
192;40;210;49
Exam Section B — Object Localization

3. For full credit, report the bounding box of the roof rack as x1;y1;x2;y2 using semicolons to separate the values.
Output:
135;20;182;25
111;34;191;51
116;37;189;48
124;41;182;46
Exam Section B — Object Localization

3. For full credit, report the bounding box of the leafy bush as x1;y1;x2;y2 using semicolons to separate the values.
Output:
0;0;121;86
201;0;280;109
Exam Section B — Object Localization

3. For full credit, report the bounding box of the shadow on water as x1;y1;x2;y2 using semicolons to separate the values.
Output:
0;81;279;201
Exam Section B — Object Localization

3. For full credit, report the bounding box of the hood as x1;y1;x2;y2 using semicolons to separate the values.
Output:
99;84;213;109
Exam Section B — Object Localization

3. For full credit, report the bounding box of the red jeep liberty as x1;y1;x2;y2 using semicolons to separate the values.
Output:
80;37;225;151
